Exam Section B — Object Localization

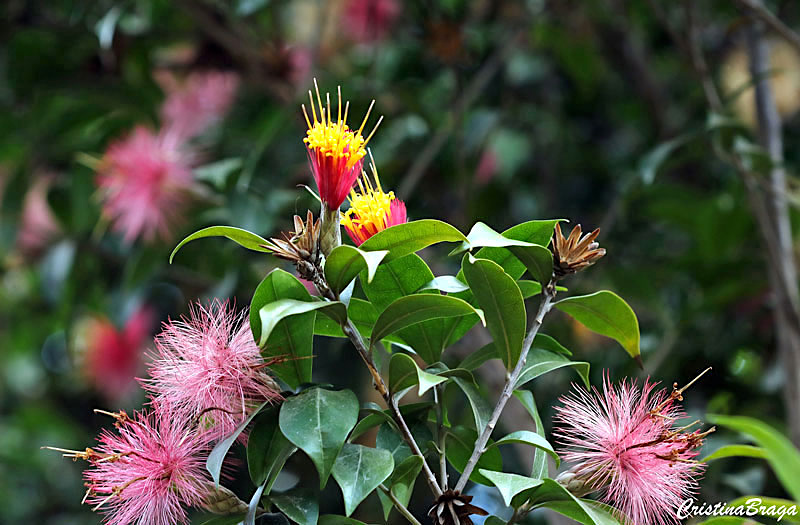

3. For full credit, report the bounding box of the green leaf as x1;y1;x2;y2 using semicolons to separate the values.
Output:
528;479;623;525
170;225;271;263
259;299;347;346
194;157;243;188
707;414;800;500
509;244;554;285
451;377;492;433
446;426;502;486
247;407;297;489
703;444;767;462
314;298;380;339
387;455;423;513
351;403;432;441
721;496;800;524
208;402;269;487
462;256;526;370
450;222;535;255
468;220;561;277
639;132;697;185
512;390;548;479
388;353;446;398
371;294;485;346
251;269;314;389
533;333;572;356
324;245;388;294
555;291;641;359
489;430;559;467
271;489;319;525
318;516;368;525
376;420;433;465
200;515;246;525
245;478;269;525
417;276;470;294
515;348;590;389
459;343;498;371
332;443;394;516
479;469;543;507
359;219;466;261
279;388;359;488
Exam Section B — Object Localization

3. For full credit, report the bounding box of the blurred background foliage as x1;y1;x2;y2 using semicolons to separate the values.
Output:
1;0;799;523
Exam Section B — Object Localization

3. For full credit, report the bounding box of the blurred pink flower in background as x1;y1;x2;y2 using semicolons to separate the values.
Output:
16;174;61;258
84;306;154;403
474;148;498;186
84;407;210;525
142;300;281;442
159;70;240;141
554;375;708;525
96;126;194;244
341;0;400;43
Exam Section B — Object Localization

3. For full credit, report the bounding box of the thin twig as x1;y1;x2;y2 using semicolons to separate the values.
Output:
434;384;449;490
398;28;526;198
736;0;800;55
379;484;424;525
454;283;557;492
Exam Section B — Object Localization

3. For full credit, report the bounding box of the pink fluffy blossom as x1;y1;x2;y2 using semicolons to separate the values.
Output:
83;407;211;525
160;71;240;141
554;374;709;525
16;174;61;258
341;0;401;43
84;306;153;402
142;300;281;442
96;126;194;243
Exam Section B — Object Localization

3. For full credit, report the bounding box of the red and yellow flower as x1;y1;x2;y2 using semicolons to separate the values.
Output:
303;81;381;209
341;161;407;246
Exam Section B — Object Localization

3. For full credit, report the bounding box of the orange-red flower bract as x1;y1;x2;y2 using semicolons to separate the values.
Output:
302;80;381;209
341;167;407;246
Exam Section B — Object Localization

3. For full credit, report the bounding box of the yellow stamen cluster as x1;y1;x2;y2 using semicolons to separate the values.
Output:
302;80;381;169
341;158;396;232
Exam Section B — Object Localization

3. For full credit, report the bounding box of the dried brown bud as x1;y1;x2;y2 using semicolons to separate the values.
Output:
428;490;488;525
266;210;322;273
552;223;606;278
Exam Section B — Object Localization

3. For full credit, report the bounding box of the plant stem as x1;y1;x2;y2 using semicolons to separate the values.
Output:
454;283;557;492
340;312;443;497
379;484;424;525
434;384;449;490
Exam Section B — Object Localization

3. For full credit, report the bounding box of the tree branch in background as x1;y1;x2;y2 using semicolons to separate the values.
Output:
736;0;800;55
398;28;526;199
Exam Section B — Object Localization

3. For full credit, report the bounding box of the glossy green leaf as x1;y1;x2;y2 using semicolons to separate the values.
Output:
279;388;359;488
376;420;433;466
528;479;623;525
459;343;498;371
388;352;446;398
512;390;548;479
251;269;314;388
170;225;271;263
359;219;466;261
446;426;502;486
555;291;641;359
245;478;269;525
271;489;319;525
318;516;368;525
452;377;492;433
450;221;534;255
703;444;767;462
489;430;559;466
515;348;590;389
533;333;572;356
351;402;432;441
314;298;380;339
247;407;297;489
371;294;484;346
207;402;269;487
479;469;543;507
259;299;347;346
324;245;388;294
388;455;423;513
332;443;394;516
417;275;470;294
462;256;526;370
200;515;246;525
707;414;800;500
509;244;554;285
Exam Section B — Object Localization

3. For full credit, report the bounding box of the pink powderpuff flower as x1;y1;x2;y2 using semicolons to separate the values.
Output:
160;70;240;141
96;126;194;244
84;306;154;403
82;407;211;525
341;0;401;43
142;300;281;442
16;174;61;259
553;372;712;525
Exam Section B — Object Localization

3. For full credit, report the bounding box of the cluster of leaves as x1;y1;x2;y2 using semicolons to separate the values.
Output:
173;216;641;525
